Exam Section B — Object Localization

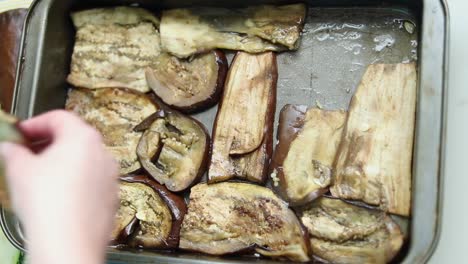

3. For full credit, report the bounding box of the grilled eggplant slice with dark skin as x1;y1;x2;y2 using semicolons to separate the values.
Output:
65;88;158;175
146;50;228;113
180;182;311;262
160;4;306;58
136;110;209;192
67;7;161;93
111;175;187;249
300;198;404;264
209;52;276;184
271;105;346;206
331;63;417;216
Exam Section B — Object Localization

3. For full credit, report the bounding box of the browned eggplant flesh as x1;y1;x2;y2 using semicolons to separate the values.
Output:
331;63;417;216
146;50;228;113
300;198;404;264
67;7;161;93
160;4;307;58
136;110;209;192
65;88;158;175
209;51;277;184
180;182;311;262
112;175;186;249
270;105;346;206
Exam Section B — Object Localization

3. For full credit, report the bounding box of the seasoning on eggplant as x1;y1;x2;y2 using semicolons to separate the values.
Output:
160;4;307;58
112;175;186;249
67;7;161;93
146;50;228;113
300;198;404;264
331;63;417;216
271;105;346;206
136;110;209;192
65;88;158;175
209;52;277;184
180;182;311;262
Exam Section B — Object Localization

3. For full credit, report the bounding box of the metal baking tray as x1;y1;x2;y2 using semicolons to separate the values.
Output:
1;0;448;263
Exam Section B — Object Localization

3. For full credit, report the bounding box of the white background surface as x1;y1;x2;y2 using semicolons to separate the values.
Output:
429;0;468;262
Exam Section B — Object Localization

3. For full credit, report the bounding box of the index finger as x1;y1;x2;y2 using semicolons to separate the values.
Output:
18;110;93;143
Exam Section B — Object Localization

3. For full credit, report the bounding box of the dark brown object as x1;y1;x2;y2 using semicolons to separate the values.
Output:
208;52;277;184
0;9;27;112
135;110;209;192
146;50;228;113
180;182;311;262
112;175;187;249
270;105;346;206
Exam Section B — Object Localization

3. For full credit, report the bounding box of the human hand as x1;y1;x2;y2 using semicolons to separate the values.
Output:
0;110;119;264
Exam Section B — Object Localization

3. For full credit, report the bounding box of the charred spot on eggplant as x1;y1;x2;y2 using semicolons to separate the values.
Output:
136;110;209;192
146;50;228;113
65;88;158;175
270;105;346;206
300;197;404;263
209;52;277;184
112;175;186;249
180;182;311;262
67;7;161;93
160;4;306;58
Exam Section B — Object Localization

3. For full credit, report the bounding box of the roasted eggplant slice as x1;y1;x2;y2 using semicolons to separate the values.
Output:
112;175;187;249
209;52;277;183
160;4;306;58
301;198;404;264
136;110;209;192
67;7;161;93
180;182;311;262
271;105;346;206
65;88;158;174
331;63;417;216
146;50;228;113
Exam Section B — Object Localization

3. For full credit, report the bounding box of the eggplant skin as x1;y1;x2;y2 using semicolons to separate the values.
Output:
65;88;158;175
180;182;311;262
300;197;404;264
146;50;228;114
136;110;210;192
118;175;187;249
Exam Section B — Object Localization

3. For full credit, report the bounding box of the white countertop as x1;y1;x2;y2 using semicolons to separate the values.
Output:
428;0;468;262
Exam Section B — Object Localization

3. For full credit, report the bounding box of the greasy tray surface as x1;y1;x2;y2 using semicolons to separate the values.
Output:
193;7;418;140
3;0;449;263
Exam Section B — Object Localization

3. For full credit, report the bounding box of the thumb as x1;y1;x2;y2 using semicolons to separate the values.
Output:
0;142;34;177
